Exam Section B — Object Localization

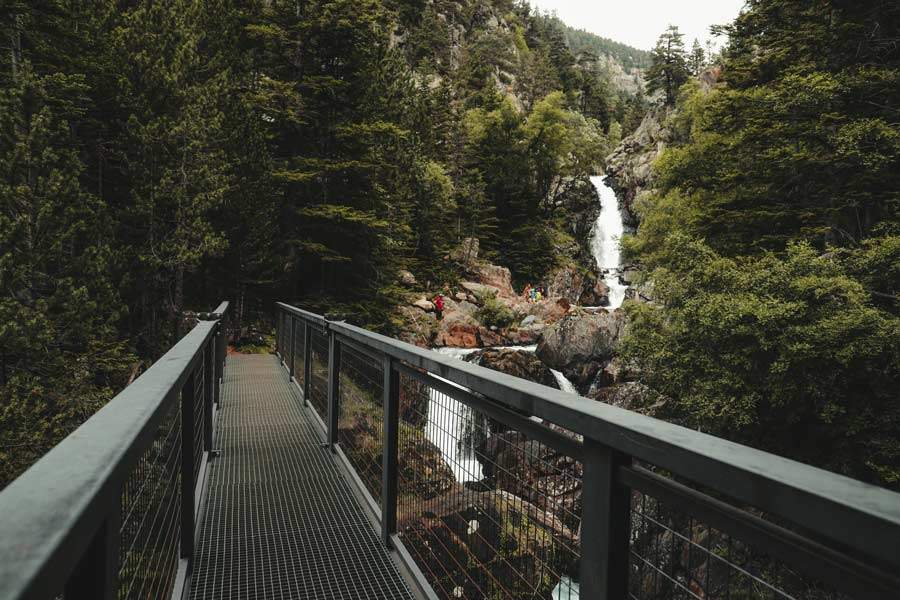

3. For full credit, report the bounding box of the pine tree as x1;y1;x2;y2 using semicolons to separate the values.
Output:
688;38;706;75
0;9;132;487
111;0;230;352
645;25;689;106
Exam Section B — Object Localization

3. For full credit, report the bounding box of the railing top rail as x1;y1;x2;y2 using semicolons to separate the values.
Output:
277;304;900;571
0;316;221;600
276;301;327;327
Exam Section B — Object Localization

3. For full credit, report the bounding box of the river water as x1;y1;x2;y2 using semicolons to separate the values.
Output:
422;176;626;598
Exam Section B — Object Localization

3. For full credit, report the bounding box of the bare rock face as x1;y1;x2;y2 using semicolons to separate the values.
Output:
399;270;417;286
536;310;627;390
579;278;610;306
605;107;674;227
547;267;585;303
435;322;480;348
470;348;559;389
467;263;515;298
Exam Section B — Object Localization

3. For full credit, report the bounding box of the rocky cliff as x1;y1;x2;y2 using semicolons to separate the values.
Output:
604;106;674;228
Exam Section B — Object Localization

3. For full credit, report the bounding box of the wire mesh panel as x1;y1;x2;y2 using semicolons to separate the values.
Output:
307;327;329;419
291;319;305;389
337;342;385;502
628;483;850;600
193;359;205;484
395;372;582;600
118;392;182;600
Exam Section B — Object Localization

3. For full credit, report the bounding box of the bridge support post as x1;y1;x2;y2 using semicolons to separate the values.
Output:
580;438;631;599
302;323;311;405
381;355;399;548
204;339;215;452
327;331;341;450
289;316;296;381
180;369;197;564
214;321;224;407
64;497;120;599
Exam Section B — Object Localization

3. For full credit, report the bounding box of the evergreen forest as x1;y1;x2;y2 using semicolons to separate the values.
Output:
0;0;897;504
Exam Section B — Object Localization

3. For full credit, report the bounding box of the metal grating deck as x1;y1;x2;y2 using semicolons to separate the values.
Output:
189;354;414;600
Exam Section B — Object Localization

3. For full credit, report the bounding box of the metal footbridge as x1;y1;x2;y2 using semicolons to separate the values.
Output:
0;301;898;600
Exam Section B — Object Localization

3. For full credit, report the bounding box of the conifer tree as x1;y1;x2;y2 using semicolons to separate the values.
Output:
0;7;131;487
645;25;689;106
688;38;706;75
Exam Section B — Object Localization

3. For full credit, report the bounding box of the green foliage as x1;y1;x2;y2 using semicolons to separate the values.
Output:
548;18;651;71
475;291;517;329
0;56;133;488
625;0;900;487
622;236;900;486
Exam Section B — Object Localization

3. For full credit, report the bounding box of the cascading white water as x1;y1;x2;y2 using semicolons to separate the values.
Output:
426;346;578;483
425;348;485;482
551;369;578;395
590;175;628;310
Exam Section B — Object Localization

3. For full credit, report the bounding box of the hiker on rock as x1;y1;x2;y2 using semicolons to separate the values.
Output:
434;293;444;321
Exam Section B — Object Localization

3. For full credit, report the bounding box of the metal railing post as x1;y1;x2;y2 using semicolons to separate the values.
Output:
381;355;399;548
580;438;631;599
289;316;297;380
214;321;224;407
63;498;120;599
204;339;214;452
326;329;341;450
302;322;311;405
180;370;196;562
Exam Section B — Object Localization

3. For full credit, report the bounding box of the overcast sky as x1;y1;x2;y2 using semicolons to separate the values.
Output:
528;0;746;51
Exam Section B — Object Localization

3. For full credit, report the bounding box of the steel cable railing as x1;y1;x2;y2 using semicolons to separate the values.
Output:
0;302;229;600
275;302;900;600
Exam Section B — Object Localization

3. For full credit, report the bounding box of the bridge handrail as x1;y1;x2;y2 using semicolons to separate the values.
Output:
277;302;900;599
0;302;229;600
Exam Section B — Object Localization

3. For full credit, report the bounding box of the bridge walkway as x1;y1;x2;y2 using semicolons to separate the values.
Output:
188;354;414;600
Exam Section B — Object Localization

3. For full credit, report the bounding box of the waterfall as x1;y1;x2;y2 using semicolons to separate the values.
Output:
589;175;628;310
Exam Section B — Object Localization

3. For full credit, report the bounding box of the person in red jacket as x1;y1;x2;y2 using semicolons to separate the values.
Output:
433;293;444;321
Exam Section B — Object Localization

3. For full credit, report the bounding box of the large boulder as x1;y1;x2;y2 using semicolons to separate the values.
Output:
467;263;515;298
398;486;578;599
412;297;435;312
579;278;610;306
536;310;627;390
546;267;585;304
469;348;559;389
520;298;570;325
434;322;480;348
459;280;501;299
477;432;583;532
399;270;417;287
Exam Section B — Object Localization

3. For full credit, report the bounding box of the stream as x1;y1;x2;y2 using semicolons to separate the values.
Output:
422;176;626;599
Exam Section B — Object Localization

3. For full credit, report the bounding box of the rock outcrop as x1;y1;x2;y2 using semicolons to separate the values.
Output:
536;310;627;391
469;348;559;389
588;382;667;417
604;106;674;227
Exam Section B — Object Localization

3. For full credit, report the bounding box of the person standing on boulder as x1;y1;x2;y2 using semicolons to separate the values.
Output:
433;293;444;321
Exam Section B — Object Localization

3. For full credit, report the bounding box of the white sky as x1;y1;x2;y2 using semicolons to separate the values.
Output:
528;0;746;51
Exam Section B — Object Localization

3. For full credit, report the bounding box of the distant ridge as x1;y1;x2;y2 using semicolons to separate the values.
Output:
545;16;652;71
